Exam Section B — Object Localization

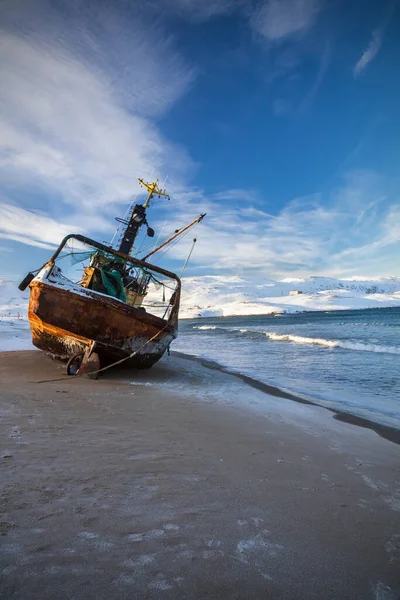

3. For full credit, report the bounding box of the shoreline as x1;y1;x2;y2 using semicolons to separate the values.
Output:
171;350;400;446
1;348;399;445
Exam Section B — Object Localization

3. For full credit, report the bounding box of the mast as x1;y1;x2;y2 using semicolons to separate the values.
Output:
117;178;169;256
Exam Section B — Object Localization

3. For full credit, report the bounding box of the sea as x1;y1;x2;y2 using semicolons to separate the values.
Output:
175;308;400;431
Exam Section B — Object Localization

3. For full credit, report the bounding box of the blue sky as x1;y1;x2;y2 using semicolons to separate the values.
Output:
0;0;399;281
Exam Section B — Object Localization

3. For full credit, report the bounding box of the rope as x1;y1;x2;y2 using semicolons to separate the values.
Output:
36;323;170;384
180;238;197;277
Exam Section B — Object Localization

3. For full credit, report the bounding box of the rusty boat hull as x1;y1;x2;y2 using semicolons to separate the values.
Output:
28;280;177;369
25;234;181;372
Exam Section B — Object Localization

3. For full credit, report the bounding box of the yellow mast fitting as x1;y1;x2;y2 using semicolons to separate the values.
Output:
138;178;170;208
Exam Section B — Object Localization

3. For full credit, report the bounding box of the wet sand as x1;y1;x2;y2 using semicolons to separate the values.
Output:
1;350;399;600
172;351;400;446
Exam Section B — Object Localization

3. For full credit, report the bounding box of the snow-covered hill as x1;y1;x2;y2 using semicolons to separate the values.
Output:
178;275;400;318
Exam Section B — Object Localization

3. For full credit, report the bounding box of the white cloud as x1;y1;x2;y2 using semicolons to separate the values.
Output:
0;203;76;250
0;0;194;230
151;171;400;279
159;0;242;20
211;188;260;203
353;28;383;77
1;0;194;116
251;0;321;41
353;0;397;78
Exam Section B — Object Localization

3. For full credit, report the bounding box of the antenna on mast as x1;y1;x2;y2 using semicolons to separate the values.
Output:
115;177;170;257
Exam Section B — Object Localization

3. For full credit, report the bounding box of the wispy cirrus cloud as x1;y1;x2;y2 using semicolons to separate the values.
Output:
0;0;195;245
211;189;260;203
0;203;76;250
251;0;322;42
353;1;397;77
353;28;384;77
157;170;400;279
248;1;327;117
158;0;243;21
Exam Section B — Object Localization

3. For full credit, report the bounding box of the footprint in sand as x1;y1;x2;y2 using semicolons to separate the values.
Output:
149;579;173;591
126;529;165;542
236;536;282;560
163;523;180;531
9;426;22;440
0;521;15;536
373;582;398;600
384;533;400;563
204;539;221;548
78;531;98;540
237;516;265;528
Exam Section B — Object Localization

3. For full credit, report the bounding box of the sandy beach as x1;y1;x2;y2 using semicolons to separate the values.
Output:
1;350;399;600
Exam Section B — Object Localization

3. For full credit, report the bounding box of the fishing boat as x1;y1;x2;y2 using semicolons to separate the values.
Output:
18;179;205;377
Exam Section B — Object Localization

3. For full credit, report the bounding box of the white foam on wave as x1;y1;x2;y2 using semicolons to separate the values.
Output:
191;324;400;354
263;332;400;354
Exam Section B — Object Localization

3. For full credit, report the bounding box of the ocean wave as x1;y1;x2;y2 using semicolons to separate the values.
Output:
263;332;400;354
191;324;400;354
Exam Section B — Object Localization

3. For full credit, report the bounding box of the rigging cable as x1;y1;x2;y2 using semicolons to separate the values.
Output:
180;238;197;278
137;219;193;258
149;228;192;264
